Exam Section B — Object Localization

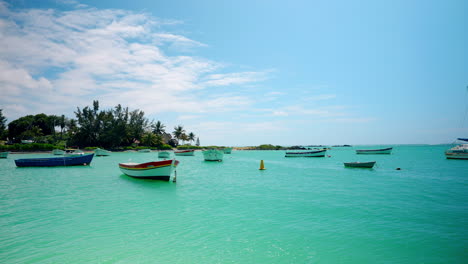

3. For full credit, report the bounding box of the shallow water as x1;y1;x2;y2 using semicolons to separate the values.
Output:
0;145;467;263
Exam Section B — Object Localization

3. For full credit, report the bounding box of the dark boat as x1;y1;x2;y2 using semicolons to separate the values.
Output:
356;147;392;154
344;161;376;168
15;153;95;167
285;149;327;157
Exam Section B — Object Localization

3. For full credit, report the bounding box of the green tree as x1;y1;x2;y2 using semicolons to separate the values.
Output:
152;121;166;135
0;109;7;140
172;125;185;144
188;132;195;144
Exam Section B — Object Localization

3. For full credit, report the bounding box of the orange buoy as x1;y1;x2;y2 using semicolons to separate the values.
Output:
259;160;266;170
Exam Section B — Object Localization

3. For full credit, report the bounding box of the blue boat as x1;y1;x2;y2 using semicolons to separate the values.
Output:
15;153;95;167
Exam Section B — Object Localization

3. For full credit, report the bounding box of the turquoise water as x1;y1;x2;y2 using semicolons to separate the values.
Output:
0;145;467;263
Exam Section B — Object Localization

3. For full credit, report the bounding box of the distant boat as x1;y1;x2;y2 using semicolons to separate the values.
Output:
52;149;65;155
223;147;233;154
285;149;326;157
119;159;179;181
64;149;85;156
158;151;171;159
95;148;111;156
203;149;223;161
138;149;152;153
445;138;468;160
344;161;376;168
175;150;195;156
0;152;9;159
15;153;95;167
356;147;392;155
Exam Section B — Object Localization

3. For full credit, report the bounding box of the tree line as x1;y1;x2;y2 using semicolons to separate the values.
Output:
0;101;199;150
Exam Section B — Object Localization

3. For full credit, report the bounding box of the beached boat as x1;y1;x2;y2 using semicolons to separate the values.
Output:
0;152;9;159
158;151;171;159
118;159;179;181
52;149;65;155
356;147;392;155
15;153;95;167
174;149;195;156
285;149;327;157
344;161;376;168
138;149;152;153
223;147;233;154
203;149;223;161
445;138;468;160
95;148;111;156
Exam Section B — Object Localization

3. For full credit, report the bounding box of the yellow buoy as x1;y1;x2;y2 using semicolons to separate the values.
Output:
259;160;266;170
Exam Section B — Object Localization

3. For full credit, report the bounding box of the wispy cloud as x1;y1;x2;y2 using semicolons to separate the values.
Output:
0;1;268;119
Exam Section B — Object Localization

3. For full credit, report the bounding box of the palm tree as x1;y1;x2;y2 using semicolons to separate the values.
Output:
188;132;195;145
172;125;185;144
152;121;166;135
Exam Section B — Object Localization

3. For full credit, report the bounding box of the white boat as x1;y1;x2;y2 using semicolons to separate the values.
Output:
223;147;233;154
64;149;85;156
344;161;376;168
95;148;111;156
356;147;392;155
0;152;9;159
203;149;223;161
158;151;171;159
285;149;326;157
445;138;468;160
52;149;65;155
138;149;152;153
119;159;179;181
174;149;195;156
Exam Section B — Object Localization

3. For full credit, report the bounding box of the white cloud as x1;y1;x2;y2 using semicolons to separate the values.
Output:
0;2;268;121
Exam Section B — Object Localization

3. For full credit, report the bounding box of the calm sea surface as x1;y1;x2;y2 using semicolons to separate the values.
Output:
0;145;467;263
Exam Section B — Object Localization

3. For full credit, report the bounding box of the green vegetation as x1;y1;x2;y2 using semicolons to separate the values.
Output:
1;101;198;151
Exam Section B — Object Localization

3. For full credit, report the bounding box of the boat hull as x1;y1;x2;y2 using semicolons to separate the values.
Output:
285;149;326;157
0;152;8;158
203;149;223;161
158;151;170;158
356;147;392;154
119;159;179;180
344;161;376;168
15;153;94;167
223;148;232;154
445;152;468;160
174;150;194;156
95;148;111;156
52;149;65;155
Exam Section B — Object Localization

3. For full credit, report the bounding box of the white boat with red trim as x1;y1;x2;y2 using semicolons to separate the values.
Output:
118;159;179;181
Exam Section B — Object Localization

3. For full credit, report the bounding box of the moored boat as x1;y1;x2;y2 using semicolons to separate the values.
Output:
285;149;326;157
0;152;9;159
52;149;65;155
174;149;195;156
356;147;392;155
158;151;171;159
203;149;223;161
344;161;376;168
138;149;152;153
445;138;468;160
64;149;85;156
118;159;179;181
223;147;233;154
95;148;111;156
15;153;95;167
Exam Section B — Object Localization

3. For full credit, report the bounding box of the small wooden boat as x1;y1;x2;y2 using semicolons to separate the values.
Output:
0;152;9;159
95;148;111;156
119;159;179;181
285;149;326;157
344;161;376;168
138;149;152;153
158;151;170;159
223;147;233;154
15;153;95;167
174;149;195;156
202;149;223;161
356;147;392;155
445;138;468;160
52;149;65;155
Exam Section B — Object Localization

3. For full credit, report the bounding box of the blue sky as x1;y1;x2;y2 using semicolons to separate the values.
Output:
1;0;467;146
